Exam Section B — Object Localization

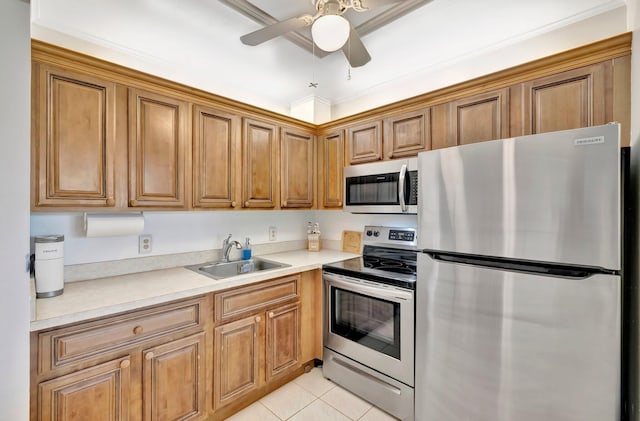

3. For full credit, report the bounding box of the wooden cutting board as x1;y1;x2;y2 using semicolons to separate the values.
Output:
341;230;362;254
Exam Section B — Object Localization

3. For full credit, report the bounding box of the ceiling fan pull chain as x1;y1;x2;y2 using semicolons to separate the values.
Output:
347;36;352;81
309;42;319;88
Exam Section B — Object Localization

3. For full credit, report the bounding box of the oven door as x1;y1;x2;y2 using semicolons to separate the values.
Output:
323;272;414;386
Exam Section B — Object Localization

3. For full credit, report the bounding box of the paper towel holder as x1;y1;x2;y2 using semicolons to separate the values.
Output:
83;212;145;238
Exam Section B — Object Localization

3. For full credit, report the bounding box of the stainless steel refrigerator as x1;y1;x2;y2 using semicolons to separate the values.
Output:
416;124;624;421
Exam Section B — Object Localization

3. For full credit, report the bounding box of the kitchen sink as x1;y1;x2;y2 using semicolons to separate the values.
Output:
186;257;290;280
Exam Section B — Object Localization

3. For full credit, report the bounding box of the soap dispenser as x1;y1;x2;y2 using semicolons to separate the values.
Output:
242;237;252;260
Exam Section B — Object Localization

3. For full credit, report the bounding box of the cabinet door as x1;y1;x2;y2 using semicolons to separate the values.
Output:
449;88;510;146
33;64;116;208
214;315;264;409
280;128;314;208
383;108;431;159
242;118;278;208
517;62;608;135
38;356;131;421
318;131;344;208
128;88;189;208
266;302;301;382
346;121;382;164
142;333;206;421
192;105;240;208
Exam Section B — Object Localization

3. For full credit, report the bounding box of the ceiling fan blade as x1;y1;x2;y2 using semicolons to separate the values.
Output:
241;15;312;46
353;0;405;10
341;27;371;67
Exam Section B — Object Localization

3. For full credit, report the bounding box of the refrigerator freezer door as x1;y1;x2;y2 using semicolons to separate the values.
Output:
415;253;621;421
417;124;621;270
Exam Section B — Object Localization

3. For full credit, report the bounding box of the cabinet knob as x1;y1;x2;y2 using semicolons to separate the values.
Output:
231;201;236;207
133;325;143;335
120;359;130;369
255;316;262;323
268;312;275;318
130;199;138;206
145;352;155;360
283;201;288;207
245;201;249;207
106;198;115;206
338;201;342;207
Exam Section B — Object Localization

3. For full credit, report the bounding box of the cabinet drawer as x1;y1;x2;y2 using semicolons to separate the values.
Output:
214;275;299;322
37;297;206;374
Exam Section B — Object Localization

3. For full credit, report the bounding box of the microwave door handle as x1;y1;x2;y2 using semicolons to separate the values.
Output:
398;163;407;212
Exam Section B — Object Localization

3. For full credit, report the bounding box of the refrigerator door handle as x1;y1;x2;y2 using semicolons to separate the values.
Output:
398;163;407;212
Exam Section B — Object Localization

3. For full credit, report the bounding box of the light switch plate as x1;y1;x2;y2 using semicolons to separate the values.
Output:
139;234;152;254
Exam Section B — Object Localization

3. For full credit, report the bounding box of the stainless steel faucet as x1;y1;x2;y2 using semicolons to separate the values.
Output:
221;234;242;262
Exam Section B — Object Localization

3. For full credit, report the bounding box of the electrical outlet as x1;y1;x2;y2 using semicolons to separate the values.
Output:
139;234;152;254
269;226;277;241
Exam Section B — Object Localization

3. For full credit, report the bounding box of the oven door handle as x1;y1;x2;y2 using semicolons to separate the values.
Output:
324;273;413;302
398;163;407;212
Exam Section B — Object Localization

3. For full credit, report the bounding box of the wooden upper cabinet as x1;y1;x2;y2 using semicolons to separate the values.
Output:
128;88;189;208
38;356;131;421
383;108;431;159
192;105;240;209
32;64;116;208
280;128;314;208
242;118;279;208
142;333;206;421
318;131;344;208
449;88;510;146
346;120;382;164
516;62;609;136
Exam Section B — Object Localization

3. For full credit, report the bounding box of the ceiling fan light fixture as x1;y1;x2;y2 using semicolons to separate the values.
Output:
311;14;350;52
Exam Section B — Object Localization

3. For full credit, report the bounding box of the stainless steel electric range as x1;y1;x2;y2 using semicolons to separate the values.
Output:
322;226;416;421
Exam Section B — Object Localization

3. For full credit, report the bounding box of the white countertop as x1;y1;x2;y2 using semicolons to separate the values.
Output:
31;249;358;332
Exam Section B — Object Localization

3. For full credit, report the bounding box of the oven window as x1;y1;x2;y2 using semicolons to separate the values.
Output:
346;173;399;205
330;286;401;359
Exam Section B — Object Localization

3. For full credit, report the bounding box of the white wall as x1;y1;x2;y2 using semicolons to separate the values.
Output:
0;0;31;419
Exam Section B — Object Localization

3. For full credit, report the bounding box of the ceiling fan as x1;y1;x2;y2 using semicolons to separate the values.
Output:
240;0;406;67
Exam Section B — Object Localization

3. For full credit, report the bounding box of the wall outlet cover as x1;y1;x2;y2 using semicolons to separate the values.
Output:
139;234;152;254
269;226;277;241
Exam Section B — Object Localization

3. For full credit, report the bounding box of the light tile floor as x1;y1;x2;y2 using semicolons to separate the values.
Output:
225;368;399;421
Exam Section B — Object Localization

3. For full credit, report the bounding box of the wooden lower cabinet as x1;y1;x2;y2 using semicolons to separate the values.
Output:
143;333;206;421
213;315;263;410
265;302;300;382
38;356;131;421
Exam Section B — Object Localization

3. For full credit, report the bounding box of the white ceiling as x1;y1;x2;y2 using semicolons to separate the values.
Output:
30;0;628;121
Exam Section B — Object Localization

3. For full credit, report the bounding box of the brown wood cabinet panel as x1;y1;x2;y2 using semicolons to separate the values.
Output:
449;89;510;146
383;108;431;159
214;315;263;410
142;333;206;421
33;64;116;208
266;302;300;382
346;121;382;164
38;297;205;375
214;276;299;323
38;356;131;421
519;62;608;136
280;128;314;208
128;88;189;208
192;105;240;209
318;131;344;208
242;118;279;208
299;270;322;362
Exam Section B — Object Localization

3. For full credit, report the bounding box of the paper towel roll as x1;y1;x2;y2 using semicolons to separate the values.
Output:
84;213;145;237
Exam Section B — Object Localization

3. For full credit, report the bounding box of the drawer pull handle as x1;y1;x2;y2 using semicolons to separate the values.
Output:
145;352;154;360
133;325;143;335
268;312;275;318
255;316;261;323
120;359;130;369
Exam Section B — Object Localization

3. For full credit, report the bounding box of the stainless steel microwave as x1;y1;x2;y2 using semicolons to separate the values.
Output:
344;158;418;214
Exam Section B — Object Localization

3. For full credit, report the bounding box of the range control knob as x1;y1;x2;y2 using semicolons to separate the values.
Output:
373;231;380;237
366;230;373;237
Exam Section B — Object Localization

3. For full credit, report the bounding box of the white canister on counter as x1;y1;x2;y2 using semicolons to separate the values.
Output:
34;235;64;298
